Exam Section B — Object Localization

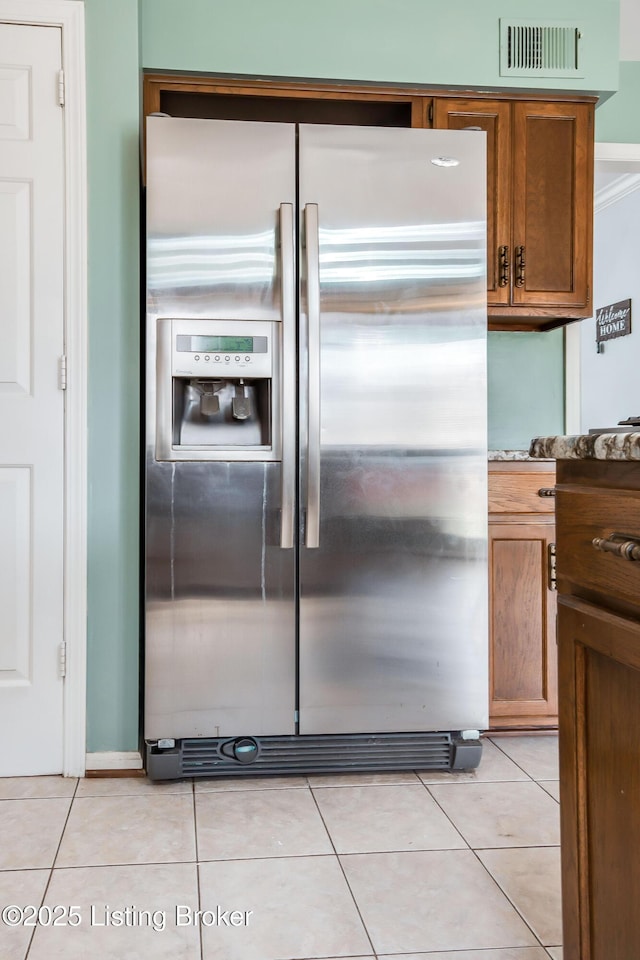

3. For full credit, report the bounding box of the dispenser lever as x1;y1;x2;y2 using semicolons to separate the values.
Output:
198;381;220;417
232;380;252;421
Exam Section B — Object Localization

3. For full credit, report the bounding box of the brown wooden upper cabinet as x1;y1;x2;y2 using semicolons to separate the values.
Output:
433;97;594;331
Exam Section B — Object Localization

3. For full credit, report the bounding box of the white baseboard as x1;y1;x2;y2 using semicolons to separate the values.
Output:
85;751;143;771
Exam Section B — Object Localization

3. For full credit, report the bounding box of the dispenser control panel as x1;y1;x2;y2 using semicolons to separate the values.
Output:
170;320;274;379
156;317;280;462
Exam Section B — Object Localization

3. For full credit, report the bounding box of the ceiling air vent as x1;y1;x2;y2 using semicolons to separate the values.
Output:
500;20;584;78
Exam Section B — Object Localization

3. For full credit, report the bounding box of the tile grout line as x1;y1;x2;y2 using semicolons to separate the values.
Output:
1;851;360;871
416;773;471;850
193;780;312;795
24;777;80;960
537;780;561;805
191;780;205;960
308;784;377;958
196;779;418;793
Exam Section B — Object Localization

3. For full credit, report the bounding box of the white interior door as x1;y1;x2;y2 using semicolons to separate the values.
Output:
0;22;65;774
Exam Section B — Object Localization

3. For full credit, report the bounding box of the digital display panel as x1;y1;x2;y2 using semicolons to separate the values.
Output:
177;335;268;354
191;336;253;352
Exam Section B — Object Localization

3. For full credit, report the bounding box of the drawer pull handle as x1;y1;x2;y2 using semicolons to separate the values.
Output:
538;487;556;497
592;535;640;562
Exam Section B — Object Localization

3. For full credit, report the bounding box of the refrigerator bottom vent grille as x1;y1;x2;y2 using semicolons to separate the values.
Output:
169;732;456;778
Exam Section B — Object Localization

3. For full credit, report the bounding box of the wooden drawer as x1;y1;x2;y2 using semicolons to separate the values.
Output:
488;468;556;514
556;484;640;607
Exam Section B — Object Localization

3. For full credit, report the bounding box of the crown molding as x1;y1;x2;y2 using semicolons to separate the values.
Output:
594;142;640;214
595;172;640;213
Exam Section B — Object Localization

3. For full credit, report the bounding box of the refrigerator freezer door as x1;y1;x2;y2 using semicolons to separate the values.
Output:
298;124;488;734
145;118;297;739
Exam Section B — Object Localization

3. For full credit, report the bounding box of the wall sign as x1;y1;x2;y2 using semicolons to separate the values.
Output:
596;298;632;344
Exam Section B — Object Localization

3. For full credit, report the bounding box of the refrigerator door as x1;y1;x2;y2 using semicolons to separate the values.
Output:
145;118;297;739
298;124;488;734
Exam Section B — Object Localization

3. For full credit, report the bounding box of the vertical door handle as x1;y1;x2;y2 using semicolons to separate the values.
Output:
515;245;526;287
548;542;557;591
279;203;296;549
304;203;321;549
154;318;173;461
498;245;510;287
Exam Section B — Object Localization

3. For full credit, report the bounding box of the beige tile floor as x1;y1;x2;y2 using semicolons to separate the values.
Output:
0;734;562;960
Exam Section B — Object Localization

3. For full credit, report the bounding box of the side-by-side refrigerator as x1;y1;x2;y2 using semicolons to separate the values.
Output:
144;116;488;779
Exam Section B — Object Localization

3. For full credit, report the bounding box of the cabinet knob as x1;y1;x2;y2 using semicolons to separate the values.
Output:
592;534;640;562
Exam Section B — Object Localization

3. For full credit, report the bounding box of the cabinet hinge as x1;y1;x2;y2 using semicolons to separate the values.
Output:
587;285;591;305
58;69;65;107
548;542;557;591
58;355;67;390
58;641;67;678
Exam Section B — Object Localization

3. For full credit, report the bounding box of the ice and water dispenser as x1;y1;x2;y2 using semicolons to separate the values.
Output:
155;319;281;462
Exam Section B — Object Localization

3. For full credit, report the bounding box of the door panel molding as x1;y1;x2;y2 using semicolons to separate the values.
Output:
0;466;31;683
0;179;32;395
0;0;87;776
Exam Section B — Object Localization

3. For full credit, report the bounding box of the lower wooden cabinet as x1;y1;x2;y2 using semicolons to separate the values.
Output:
558;595;640;960
488;461;557;728
555;458;640;960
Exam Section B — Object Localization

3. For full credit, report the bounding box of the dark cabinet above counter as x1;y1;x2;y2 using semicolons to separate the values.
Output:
144;74;595;332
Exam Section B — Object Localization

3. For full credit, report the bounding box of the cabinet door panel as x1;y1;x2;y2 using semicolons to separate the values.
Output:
433;98;511;306
558;596;640;960
512;101;592;309
489;521;558;724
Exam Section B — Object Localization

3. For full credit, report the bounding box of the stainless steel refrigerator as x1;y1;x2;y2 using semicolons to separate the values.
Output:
144;116;488;779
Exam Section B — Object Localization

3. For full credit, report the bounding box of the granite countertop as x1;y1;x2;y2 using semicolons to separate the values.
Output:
529;433;640;461
488;450;534;461
488;450;554;461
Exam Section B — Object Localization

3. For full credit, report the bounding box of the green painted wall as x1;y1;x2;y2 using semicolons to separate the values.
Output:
85;0;141;751
84;0;620;752
140;0;618;95
487;331;565;450
596;61;640;142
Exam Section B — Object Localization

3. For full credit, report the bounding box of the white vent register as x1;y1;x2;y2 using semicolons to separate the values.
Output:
500;20;583;78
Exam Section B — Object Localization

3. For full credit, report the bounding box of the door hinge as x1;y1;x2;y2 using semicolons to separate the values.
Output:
58;641;67;678
58;355;67;390
58;69;65;107
548;542;557;591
